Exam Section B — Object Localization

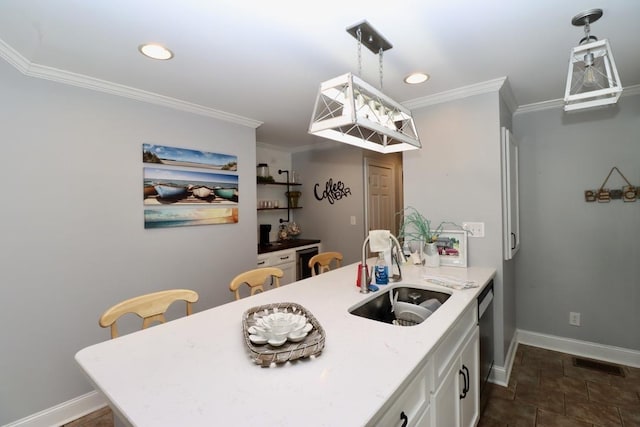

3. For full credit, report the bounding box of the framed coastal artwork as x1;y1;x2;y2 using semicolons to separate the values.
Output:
433;229;468;267
142;144;238;228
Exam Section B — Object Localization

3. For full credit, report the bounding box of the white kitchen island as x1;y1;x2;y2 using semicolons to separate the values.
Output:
75;262;495;426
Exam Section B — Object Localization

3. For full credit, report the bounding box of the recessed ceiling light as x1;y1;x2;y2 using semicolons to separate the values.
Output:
138;43;174;60
404;72;429;84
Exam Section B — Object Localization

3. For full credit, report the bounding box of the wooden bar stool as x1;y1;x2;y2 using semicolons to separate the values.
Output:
99;289;199;339
308;251;343;276
229;267;284;300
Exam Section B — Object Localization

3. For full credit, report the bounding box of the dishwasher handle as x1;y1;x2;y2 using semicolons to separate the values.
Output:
478;288;494;319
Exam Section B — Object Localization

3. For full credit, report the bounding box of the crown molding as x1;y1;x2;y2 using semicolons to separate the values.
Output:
4;36;639;126
515;98;564;114
0;38;262;129
499;77;518;114
515;84;640;115
402;77;508;110
402;74;640;116
623;84;640;98
0;37;30;74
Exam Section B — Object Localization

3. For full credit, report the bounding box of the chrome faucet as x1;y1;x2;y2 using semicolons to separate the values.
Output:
360;233;406;294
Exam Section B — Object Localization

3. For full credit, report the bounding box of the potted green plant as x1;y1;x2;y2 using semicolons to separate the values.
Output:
397;207;445;244
397;207;461;267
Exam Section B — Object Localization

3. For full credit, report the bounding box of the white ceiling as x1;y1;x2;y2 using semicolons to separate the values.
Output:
1;0;638;150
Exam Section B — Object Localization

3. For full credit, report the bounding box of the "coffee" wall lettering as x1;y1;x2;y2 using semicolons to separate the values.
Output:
314;178;352;205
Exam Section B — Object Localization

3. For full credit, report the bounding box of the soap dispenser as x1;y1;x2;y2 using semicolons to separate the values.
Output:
374;252;389;285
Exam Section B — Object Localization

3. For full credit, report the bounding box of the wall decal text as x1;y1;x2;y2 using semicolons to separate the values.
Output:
314;178;351;205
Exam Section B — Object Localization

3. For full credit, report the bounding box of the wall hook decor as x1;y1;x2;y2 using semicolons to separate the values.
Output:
585;166;637;203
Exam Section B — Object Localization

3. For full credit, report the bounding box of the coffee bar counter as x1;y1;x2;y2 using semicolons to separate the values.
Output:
257;238;321;254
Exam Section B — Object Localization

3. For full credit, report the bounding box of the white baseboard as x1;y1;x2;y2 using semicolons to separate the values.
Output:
489;329;519;387
488;328;640;388
517;329;640;368
3;391;108;427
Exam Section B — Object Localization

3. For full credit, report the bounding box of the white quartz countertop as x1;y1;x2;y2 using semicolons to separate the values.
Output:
76;263;495;426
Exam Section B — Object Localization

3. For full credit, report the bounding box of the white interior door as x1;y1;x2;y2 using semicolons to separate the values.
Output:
365;160;396;234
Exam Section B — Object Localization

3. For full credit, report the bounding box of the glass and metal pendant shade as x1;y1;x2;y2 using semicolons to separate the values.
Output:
309;21;421;153
564;9;622;112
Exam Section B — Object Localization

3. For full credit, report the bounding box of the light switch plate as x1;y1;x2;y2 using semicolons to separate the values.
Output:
462;222;485;238
569;312;581;326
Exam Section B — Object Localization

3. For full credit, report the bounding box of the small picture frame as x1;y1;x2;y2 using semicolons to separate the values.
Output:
433;229;468;268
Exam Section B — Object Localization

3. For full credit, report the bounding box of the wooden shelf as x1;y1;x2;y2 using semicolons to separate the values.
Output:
257;173;301;223
257;181;301;186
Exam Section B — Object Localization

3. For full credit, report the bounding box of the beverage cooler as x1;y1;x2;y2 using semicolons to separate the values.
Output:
296;246;319;280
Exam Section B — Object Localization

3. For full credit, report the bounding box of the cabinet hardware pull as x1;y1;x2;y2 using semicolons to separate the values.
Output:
511;232;517;250
463;365;470;394
258;260;265;266
400;411;408;427
459;369;467;399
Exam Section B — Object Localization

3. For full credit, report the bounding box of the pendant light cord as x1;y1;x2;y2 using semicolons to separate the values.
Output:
356;28;362;77
379;47;384;90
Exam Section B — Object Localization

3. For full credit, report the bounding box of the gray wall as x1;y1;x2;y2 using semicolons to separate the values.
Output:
292;144;366;265
0;60;258;424
291;146;403;268
513;94;640;350
403;91;514;366
256;145;292;242
499;93;517;363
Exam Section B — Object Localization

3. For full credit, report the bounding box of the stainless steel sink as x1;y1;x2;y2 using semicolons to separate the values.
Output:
349;286;450;326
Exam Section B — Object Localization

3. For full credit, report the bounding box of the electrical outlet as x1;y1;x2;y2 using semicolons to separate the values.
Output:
350;215;356;225
462;222;485;238
569;312;581;326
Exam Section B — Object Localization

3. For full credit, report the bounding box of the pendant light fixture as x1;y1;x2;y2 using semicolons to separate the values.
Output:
564;8;622;112
308;20;421;153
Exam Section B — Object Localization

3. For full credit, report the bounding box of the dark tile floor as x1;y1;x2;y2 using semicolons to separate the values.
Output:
63;344;640;427
479;344;640;427
61;406;113;427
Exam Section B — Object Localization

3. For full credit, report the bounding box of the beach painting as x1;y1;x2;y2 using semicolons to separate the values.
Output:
144;206;238;229
143;167;238;206
143;144;237;171
142;143;239;229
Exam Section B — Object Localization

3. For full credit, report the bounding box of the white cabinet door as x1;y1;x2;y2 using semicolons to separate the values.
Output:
279;262;296;285
431;325;479;427
257;250;296;286
414;403;432;427
369;360;432;427
459;328;480;427
432;360;460;427
501;127;520;260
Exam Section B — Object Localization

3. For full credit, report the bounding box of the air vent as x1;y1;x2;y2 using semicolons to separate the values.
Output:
572;357;625;377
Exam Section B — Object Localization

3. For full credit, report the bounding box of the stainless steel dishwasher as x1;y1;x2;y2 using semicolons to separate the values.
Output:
478;280;494;412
